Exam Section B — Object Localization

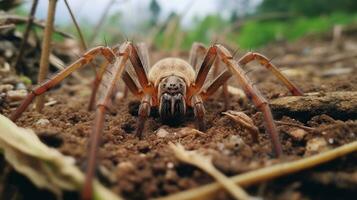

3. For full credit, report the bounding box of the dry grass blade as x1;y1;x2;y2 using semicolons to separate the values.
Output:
169;142;255;200
0;14;73;38
158;141;357;200
0;114;122;200
64;0;87;51
14;0;39;73
35;0;57;112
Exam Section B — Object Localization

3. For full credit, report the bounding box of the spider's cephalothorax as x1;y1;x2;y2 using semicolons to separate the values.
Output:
10;41;304;199
149;58;195;123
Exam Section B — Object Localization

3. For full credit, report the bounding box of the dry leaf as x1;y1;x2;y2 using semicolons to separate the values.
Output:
0;114;122;200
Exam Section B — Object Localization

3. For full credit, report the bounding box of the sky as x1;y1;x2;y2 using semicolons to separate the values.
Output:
26;0;262;29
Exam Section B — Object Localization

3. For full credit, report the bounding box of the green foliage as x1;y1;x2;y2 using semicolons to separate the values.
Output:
182;15;228;48
237;13;357;48
259;0;357;16
149;0;161;26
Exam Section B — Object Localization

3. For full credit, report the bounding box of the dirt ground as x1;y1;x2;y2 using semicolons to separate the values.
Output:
1;35;357;200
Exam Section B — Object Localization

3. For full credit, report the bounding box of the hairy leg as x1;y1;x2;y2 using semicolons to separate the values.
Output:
215;44;283;157
200;70;232;100
188;42;207;70
88;60;111;110
191;95;206;131
10;46;116;121
81;43;131;200
136;94;152;138
238;52;303;96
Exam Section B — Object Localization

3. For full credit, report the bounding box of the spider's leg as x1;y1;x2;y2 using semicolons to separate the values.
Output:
10;46;116;121
122;70;142;97
200;70;232;101
212;58;230;110
238;52;303;96
88;43;144;110
215;44;283;157
188;42;207;70
128;43;149;90
81;43;131;200
136;42;151;70
190;46;217;95
88;60;111;110
136;94;152;138
191;95;206;131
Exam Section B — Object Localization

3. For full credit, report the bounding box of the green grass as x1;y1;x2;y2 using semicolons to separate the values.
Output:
236;12;357;49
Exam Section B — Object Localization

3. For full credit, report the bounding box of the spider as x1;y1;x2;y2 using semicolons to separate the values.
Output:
10;41;303;199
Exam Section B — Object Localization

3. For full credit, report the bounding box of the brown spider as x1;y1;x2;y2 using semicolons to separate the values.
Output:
10;41;303;199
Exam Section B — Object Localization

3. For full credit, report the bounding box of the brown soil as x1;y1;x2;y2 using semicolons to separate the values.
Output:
1;36;357;200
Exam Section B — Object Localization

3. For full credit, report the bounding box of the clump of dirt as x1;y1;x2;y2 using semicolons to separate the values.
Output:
1;35;357;200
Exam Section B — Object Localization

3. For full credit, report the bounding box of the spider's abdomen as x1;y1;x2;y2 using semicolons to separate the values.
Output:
148;58;196;87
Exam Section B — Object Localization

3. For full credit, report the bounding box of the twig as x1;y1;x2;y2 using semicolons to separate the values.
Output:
63;0;87;51
0;23;15;30
169;142;253;200
64;0;95;79
14;0;39;74
274;120;316;132
223;110;259;142
157;141;357;200
35;0;57;112
0;14;73;38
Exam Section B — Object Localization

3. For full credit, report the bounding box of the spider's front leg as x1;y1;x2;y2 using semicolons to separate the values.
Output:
136;94;152;138
82;43;131;200
191;95;206;131
10;46;117;121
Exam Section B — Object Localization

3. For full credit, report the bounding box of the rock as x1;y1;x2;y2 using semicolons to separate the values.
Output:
6;89;28;101
156;128;169;138
44;100;57;107
227;85;246;98
0;62;10;74
305;137;330;156
288;128;307;141
166;162;174;169
270;91;357;121
36;119;50;126
0;84;14;92
16;82;26;90
117;161;135;172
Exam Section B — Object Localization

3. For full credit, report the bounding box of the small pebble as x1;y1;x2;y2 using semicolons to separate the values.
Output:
166;162;174;169
36;119;50;126
0;84;14;92
0;62;10;74
288;129;307;141
45;100;57;106
305;137;330;156
156;128;169;138
6;89;28;101
117;161;135;172
16;83;26;90
328;138;334;144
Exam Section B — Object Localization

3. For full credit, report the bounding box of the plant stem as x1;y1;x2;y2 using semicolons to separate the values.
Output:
157;140;357;200
35;0;57;112
63;0;87;51
14;0;39;74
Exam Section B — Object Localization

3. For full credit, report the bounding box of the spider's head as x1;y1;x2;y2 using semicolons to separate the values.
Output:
158;75;187;123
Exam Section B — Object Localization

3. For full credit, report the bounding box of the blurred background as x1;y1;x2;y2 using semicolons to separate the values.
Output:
10;0;357;50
